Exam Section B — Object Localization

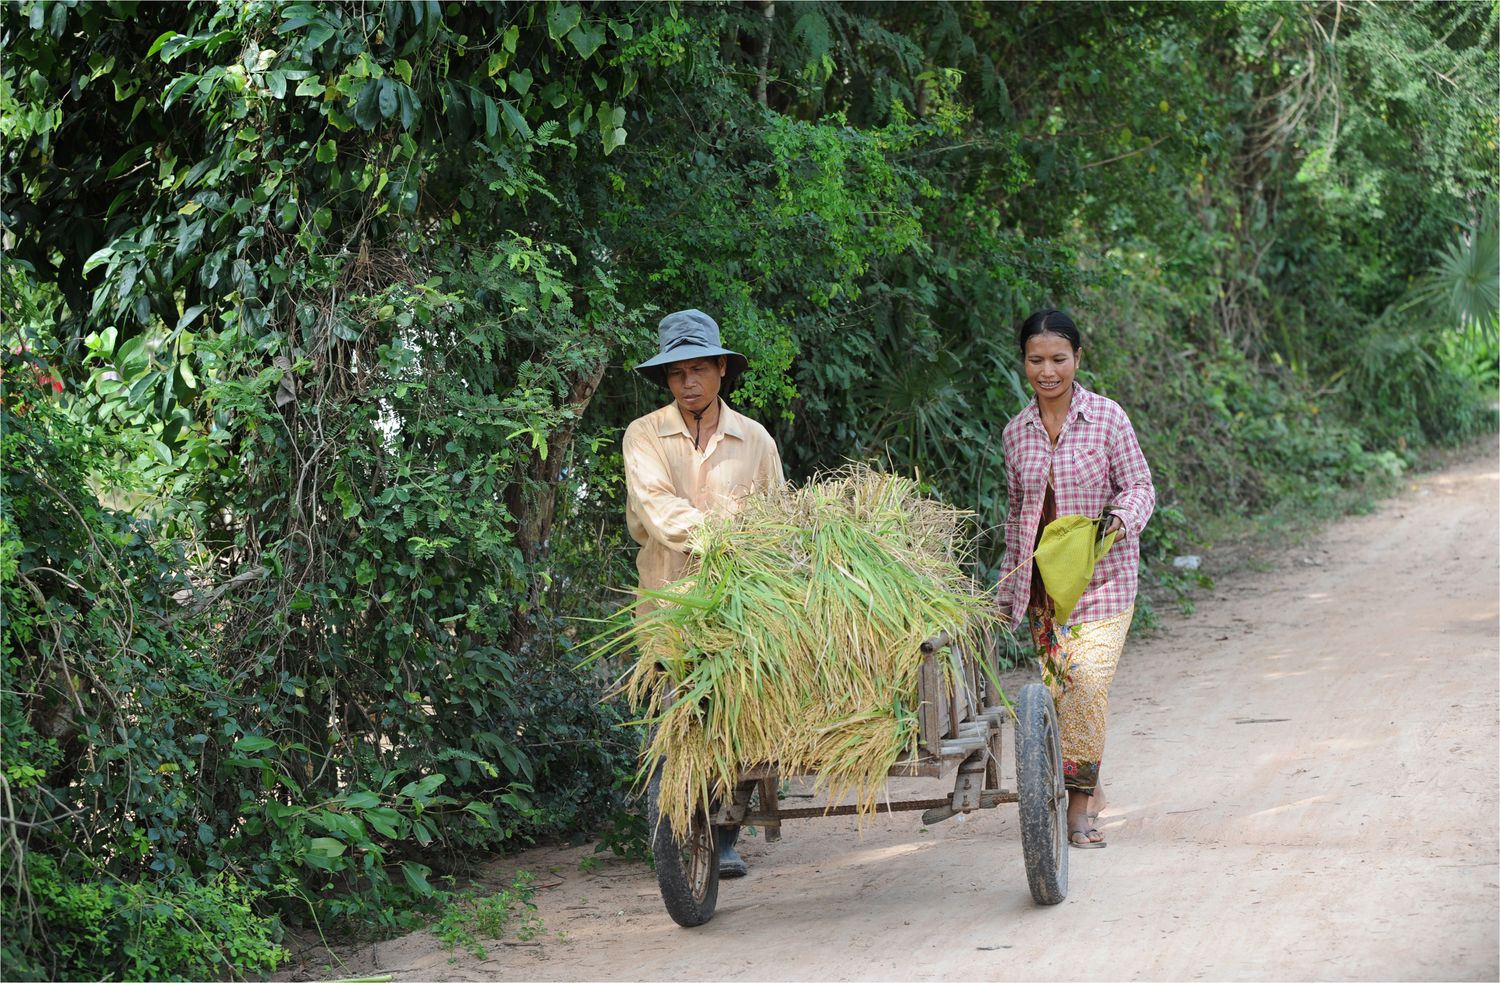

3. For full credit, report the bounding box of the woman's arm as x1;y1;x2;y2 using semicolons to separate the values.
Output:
996;436;1024;622
1106;410;1155;539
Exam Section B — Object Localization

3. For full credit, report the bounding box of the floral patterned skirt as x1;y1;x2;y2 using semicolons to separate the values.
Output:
1026;605;1135;793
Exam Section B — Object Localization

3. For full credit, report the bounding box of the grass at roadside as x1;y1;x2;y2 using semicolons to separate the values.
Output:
431;871;546;963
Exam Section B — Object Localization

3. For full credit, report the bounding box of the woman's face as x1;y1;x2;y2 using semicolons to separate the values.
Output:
1023;332;1080;401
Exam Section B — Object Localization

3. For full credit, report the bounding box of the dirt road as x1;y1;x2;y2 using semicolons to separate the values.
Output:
310;447;1499;982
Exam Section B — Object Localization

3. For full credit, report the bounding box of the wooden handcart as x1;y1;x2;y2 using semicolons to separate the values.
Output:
646;632;1068;927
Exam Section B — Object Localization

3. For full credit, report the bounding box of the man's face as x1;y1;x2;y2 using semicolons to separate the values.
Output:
665;356;726;415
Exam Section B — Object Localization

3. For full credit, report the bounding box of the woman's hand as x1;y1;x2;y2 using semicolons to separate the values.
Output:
1104;516;1124;539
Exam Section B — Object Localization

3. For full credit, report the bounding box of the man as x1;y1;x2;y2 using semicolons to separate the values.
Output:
623;309;785;878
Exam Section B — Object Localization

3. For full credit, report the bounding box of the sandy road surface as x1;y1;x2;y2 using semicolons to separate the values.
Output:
303;447;1499;982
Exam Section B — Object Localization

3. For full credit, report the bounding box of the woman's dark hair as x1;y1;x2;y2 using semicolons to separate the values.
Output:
1017;308;1082;354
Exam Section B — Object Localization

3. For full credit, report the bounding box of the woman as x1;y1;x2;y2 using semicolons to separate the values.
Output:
997;309;1155;849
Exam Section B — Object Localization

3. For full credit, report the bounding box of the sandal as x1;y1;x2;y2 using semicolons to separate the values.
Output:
1068;826;1106;849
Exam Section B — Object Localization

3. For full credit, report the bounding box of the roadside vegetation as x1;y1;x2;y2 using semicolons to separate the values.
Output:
1;2;1494;978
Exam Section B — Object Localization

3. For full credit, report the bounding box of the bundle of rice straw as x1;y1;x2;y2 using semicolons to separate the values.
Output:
591;465;1001;840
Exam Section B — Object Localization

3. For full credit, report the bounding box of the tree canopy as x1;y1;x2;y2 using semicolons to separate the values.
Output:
2;1;1494;977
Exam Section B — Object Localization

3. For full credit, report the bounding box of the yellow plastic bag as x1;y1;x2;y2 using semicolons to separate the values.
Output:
1033;513;1117;624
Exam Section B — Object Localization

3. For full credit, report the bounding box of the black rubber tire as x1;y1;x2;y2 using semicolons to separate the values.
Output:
647;767;719;927
1014;682;1068;905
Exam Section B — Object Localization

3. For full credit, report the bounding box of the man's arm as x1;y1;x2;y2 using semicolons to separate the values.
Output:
755;435;786;493
623;425;706;552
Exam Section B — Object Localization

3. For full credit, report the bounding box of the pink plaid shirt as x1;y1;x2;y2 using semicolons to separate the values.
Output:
997;383;1155;625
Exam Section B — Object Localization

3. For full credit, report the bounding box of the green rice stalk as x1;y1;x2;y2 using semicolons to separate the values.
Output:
591;465;1003;841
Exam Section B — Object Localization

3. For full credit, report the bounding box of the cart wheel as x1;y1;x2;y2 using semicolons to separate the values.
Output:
647;767;719;927
1014;682;1068;905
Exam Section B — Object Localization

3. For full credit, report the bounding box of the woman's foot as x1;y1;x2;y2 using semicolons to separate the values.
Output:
1068;825;1106;848
1087;781;1105;822
1067;789;1106;848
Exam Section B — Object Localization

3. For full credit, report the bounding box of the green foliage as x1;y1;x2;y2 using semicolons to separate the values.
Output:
0;390;288;980
8;856;284;982
432;870;543;962
3;0;645;975
1412;206;1500;339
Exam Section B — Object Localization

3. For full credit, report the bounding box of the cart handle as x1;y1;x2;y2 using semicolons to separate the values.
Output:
919;631;953;654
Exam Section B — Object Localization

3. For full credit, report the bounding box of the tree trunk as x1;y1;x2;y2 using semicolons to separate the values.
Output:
755;1;775;106
503;358;609;659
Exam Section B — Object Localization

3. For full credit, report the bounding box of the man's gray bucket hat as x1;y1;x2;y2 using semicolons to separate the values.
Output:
633;309;748;388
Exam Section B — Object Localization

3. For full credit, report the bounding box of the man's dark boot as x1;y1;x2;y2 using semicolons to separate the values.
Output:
716;825;747;878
